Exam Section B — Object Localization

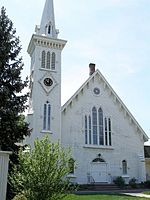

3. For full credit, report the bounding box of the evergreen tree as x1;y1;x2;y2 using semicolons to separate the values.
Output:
0;6;30;151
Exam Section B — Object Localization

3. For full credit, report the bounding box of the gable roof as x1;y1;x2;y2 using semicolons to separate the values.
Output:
62;69;149;142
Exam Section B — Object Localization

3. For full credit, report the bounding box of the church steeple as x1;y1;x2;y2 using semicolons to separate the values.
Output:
38;0;58;38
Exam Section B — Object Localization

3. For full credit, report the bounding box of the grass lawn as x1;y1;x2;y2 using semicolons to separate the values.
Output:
64;194;148;200
143;191;150;195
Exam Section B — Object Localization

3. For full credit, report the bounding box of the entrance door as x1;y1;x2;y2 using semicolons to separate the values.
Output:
91;163;107;183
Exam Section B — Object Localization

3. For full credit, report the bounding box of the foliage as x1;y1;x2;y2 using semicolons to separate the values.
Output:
129;177;137;188
12;194;27;200
113;176;125;188
0;6;30;199
9;136;74;200
0;6;30;152
144;180;150;188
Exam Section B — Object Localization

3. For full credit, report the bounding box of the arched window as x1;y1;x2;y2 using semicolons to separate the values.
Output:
98;108;104;145
68;158;75;174
43;102;51;131
89;115;92;144
105;117;108;146
41;50;46;68
85;116;88;144
122;160;127;175
48;25;51;34
46;51;50;69
51;52;56;70
92;107;98;145
108;118;112;146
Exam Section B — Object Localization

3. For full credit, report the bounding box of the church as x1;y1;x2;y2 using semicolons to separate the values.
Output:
26;0;149;184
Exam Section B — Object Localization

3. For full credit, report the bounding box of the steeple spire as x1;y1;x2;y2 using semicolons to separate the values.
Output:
39;0;58;38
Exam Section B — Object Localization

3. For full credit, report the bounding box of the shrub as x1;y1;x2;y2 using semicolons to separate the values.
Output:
144;180;150;188
113;176;125;188
9;136;74;200
12;194;27;200
129;178;137;188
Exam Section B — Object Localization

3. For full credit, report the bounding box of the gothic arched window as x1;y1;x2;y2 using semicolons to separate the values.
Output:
85;116;88;144
89;115;92;144
122;160;127;175
46;51;51;69
98;108;104;145
108;118;112;146
51;52;56;70
92;107;98;145
43;102;51;131
41;50;46;68
48;25;51;34
105;117;108;146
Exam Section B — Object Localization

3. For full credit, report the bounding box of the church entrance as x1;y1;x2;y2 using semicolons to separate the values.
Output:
90;156;107;183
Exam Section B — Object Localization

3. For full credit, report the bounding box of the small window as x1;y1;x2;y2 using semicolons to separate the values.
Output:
51;52;56;70
41;50;46;68
122;160;127;175
48;25;51;34
68;158;75;174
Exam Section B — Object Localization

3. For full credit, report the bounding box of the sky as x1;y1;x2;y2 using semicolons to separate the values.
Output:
1;0;150;143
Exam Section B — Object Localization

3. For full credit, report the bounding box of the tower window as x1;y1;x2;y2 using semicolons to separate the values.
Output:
46;51;51;69
51;52;56;70
48;25;51;34
43;102;51;131
41;50;46;68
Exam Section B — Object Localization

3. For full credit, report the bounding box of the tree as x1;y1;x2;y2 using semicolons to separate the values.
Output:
0;7;30;151
10;136;73;200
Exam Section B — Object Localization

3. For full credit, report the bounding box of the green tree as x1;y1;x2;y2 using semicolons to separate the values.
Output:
0;6;30;151
10;136;73;200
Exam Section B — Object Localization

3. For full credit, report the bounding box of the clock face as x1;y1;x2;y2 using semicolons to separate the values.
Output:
43;78;53;86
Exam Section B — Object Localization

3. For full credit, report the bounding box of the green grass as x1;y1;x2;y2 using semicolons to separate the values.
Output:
64;194;148;200
143;191;150;195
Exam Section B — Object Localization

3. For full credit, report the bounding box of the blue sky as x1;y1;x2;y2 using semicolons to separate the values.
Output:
1;0;150;142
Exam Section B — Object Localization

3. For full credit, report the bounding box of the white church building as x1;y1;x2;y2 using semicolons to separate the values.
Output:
26;0;149;184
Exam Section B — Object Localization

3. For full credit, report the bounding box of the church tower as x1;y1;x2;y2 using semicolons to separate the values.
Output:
26;0;67;146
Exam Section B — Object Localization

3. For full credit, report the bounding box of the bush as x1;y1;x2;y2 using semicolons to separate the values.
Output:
129;178;137;188
12;194;27;200
144;180;150;188
113;176;125;188
9;136;74;200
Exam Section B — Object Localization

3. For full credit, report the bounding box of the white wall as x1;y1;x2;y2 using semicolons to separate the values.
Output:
62;74;146;184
